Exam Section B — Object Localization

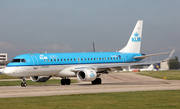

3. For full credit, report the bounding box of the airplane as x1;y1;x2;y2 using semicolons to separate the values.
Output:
123;64;157;72
3;20;173;87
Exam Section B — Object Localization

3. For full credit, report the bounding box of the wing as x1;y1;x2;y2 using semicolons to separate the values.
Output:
134;51;173;59
72;60;161;73
72;49;175;73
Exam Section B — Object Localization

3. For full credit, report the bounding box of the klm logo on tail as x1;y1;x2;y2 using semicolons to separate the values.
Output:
132;32;141;42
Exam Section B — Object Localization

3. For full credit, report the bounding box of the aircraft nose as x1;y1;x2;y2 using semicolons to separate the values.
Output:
0;69;4;74
3;67;14;76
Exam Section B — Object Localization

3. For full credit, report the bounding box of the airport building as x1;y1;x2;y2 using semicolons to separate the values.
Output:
160;61;169;70
0;53;7;61
0;53;9;69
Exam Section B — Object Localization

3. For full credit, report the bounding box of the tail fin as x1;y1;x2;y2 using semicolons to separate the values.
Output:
119;20;143;53
147;64;154;71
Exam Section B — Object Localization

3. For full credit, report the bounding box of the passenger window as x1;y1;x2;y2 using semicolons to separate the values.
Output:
61;59;63;61
94;58;96;60
64;59;66;61
91;58;93;60
99;58;101;60
51;59;53;61
48;59;49;62
74;58;76;61
44;59;46;62
58;59;59;61
54;59;56;61
85;58;86;61
102;58;104;60
71;59;73;61
114;57;115;60
81;58;83;61
67;59;69;61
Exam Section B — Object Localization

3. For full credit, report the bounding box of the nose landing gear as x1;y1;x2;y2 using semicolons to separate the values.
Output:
21;78;27;87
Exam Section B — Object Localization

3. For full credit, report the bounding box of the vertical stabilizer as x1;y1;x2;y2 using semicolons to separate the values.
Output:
147;64;154;71
119;20;143;53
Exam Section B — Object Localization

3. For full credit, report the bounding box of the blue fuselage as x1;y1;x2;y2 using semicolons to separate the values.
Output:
7;52;143;67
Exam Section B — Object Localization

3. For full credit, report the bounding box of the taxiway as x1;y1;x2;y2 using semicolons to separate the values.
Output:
0;72;180;98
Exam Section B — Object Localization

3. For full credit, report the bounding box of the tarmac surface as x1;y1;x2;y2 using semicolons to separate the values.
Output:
1;72;180;98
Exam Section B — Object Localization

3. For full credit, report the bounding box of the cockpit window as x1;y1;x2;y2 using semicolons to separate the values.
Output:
21;59;26;62
11;59;21;63
11;59;26;63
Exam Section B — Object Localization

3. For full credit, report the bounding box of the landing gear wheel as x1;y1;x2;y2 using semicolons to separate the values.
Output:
61;79;66;85
65;79;71;85
96;78;102;84
21;82;27;87
21;78;27;87
91;78;102;85
61;78;71;85
91;80;96;85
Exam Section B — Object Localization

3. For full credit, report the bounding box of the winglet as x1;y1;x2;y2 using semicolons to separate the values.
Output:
163;49;175;62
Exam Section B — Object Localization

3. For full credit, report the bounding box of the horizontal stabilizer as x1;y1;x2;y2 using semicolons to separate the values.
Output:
134;51;173;59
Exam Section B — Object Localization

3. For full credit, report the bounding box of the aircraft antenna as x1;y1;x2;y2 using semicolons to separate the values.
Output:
92;42;95;52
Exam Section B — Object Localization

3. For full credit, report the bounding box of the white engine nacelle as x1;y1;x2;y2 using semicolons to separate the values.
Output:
30;76;51;82
77;69;97;81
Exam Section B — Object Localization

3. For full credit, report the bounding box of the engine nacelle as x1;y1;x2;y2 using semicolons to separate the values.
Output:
30;76;51;82
77;69;97;81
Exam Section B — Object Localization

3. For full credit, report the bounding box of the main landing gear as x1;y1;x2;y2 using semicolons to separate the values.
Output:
61;77;71;85
91;78;102;85
21;78;27;87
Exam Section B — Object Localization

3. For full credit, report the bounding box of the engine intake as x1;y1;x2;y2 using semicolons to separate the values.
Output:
77;69;97;81
30;76;51;82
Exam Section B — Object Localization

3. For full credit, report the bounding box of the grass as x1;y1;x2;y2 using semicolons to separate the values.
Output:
0;79;78;86
0;90;180;109
137;70;180;80
0;74;19;79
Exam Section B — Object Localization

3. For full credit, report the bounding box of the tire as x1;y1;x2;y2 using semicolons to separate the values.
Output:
65;79;71;85
91;78;102;85
91;79;97;85
21;82;27;87
61;79;66;85
24;83;27;87
97;78;102;84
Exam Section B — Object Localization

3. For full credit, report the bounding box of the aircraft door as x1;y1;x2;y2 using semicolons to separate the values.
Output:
31;55;38;69
121;54;126;63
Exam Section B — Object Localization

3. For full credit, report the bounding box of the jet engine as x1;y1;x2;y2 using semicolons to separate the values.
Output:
30;76;51;82
77;69;97;81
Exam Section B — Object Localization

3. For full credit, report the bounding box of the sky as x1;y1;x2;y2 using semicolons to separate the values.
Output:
0;0;180;61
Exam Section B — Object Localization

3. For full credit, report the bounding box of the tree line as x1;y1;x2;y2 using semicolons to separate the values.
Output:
168;56;180;70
